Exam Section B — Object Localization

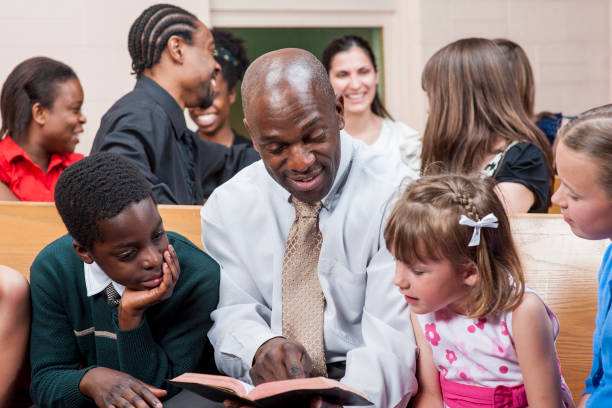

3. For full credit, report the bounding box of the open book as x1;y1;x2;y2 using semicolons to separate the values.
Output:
167;373;373;407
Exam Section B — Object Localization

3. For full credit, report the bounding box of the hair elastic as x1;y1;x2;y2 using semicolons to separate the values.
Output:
214;47;239;67
459;213;498;247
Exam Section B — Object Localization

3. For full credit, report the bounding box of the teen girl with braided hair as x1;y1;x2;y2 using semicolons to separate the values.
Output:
385;173;574;407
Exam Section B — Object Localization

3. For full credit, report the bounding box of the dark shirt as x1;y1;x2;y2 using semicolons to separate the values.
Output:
92;76;259;204
232;130;253;147
535;113;563;145
535;113;577;146
496;142;550;213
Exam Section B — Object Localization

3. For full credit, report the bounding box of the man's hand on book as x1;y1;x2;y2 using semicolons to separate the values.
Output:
79;366;167;408
250;337;314;385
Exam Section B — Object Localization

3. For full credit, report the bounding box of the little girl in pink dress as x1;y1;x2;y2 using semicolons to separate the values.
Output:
384;173;575;408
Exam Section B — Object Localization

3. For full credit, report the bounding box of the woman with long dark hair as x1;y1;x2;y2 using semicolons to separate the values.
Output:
322;34;421;172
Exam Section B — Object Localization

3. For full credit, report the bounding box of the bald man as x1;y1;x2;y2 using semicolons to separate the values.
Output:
202;49;418;407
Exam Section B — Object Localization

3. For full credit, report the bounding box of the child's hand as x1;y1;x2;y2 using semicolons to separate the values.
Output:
118;244;181;330
577;394;590;408
79;366;167;408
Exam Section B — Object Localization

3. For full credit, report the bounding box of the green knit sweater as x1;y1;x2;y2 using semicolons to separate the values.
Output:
29;232;220;408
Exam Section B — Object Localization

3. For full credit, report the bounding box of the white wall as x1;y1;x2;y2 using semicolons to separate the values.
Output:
0;0;210;155
0;0;608;152
418;0;610;127
210;0;611;133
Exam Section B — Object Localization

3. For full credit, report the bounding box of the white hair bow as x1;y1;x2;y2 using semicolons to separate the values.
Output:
459;213;499;247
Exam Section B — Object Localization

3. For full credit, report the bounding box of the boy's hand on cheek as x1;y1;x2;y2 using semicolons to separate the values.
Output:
79;366;166;408
119;244;181;330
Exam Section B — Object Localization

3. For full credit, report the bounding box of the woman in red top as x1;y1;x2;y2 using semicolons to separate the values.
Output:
0;57;86;201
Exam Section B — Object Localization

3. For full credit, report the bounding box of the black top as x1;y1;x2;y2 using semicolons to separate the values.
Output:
92;76;259;204
495;142;550;213
232;129;253;147
535;113;562;145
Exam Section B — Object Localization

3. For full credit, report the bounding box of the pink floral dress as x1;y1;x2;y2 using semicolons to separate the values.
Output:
416;288;575;407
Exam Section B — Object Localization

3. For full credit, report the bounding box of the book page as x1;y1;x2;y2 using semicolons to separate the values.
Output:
170;373;254;396
247;377;368;401
169;374;372;406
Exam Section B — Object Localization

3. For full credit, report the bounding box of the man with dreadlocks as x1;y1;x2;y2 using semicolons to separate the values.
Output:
92;4;258;205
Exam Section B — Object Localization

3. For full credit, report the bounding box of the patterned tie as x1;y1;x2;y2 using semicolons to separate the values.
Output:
103;283;121;308
281;197;327;377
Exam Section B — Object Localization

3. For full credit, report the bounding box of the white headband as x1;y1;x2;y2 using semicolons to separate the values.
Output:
459;213;499;247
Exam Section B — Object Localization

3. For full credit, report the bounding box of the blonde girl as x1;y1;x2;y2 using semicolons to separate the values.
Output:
551;104;612;408
385;173;574;407
421;38;553;213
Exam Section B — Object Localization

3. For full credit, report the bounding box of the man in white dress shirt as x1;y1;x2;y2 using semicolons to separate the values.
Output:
201;48;418;408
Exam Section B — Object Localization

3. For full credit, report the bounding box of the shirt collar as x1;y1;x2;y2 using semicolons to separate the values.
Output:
136;75;189;140
0;135;75;170
0;136;24;162
274;130;354;212
84;261;126;297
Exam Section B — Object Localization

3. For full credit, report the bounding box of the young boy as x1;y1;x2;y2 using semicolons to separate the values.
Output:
29;152;220;408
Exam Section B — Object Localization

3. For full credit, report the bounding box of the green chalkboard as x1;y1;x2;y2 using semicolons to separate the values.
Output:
217;27;384;138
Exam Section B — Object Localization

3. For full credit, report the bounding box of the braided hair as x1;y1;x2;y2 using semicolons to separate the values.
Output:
452;191;481;222
55;152;153;250
384;173;525;318
211;28;249;92
128;4;198;78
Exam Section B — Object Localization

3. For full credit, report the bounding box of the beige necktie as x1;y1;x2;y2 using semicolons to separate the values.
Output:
282;197;327;377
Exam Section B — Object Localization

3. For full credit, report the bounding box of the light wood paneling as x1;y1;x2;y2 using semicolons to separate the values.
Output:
0;203;606;403
0;202;203;279
511;214;608;402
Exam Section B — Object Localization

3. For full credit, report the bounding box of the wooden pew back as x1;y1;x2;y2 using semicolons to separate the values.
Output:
0;203;607;403
510;214;607;403
0;202;203;279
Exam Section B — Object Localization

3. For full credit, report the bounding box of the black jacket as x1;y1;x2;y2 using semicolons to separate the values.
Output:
92;76;259;204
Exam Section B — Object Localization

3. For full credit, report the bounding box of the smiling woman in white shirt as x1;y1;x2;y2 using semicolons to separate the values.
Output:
322;34;422;173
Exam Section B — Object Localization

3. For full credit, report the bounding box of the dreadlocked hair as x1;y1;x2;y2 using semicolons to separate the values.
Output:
128;3;198;78
54;152;154;250
384;173;525;318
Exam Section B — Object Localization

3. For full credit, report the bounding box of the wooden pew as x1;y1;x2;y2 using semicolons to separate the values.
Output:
0;202;607;403
0;201;203;279
511;214;607;403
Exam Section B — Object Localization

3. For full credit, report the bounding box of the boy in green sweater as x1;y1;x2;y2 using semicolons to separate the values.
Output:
29;152;220;408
